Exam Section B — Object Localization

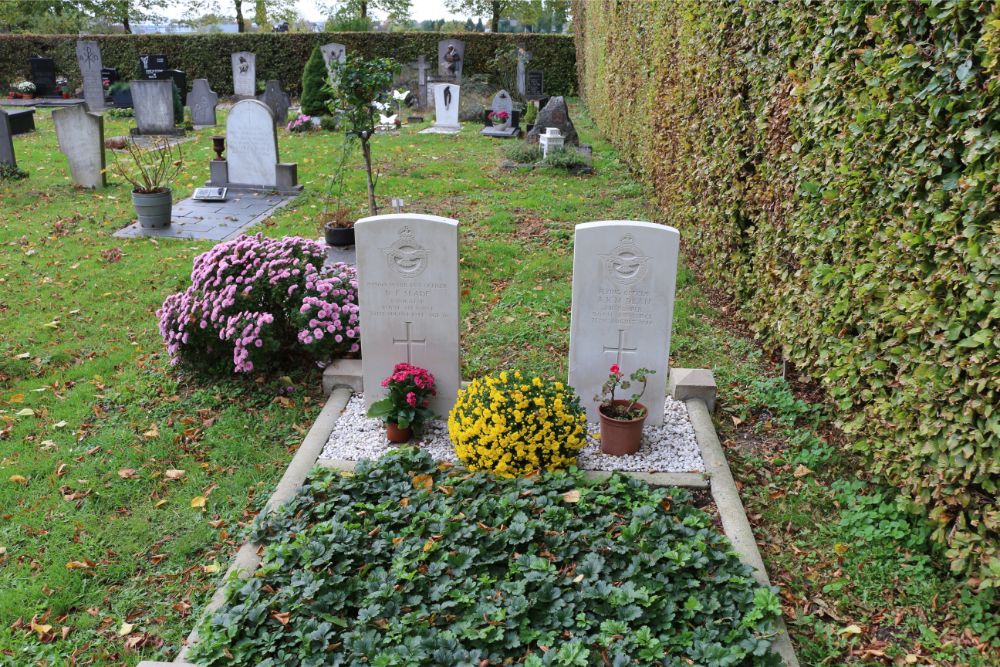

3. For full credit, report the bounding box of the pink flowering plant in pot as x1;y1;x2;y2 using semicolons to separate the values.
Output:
367;363;437;442
596;364;654;456
157;234;360;375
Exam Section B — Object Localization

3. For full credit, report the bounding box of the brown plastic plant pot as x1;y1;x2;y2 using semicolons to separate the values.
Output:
598;399;647;456
386;422;412;443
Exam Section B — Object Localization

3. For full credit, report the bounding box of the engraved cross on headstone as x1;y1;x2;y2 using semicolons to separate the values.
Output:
393;321;426;363
517;45;532;97
603;329;637;366
409;56;431;108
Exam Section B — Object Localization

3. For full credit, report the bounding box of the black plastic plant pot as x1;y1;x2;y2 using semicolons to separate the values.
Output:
325;223;355;247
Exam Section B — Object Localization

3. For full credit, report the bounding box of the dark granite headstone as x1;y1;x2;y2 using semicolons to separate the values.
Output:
257;80;290;124
139;54;169;79
101;67;121;85
29;56;57;97
8;110;35;135
526;96;578;146
0;110;16;167
525;70;544;99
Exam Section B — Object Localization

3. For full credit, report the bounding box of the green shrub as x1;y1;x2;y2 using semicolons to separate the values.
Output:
573;0;1000;583
542;146;590;171
504;142;541;164
523;101;537;125
190;448;782;665
299;45;329;116
0;163;28;181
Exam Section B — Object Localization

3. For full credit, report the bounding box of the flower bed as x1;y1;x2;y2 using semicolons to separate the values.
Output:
190;448;780;665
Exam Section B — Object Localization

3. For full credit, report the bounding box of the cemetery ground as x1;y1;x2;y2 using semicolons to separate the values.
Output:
0;105;996;666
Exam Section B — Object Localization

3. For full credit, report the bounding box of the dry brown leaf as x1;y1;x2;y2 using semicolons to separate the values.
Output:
164;469;185;480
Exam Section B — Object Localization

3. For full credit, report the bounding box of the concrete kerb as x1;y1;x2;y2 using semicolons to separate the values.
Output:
170;386;353;665
687;397;800;666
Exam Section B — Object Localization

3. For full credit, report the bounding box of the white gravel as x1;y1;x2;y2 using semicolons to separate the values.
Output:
320;393;704;473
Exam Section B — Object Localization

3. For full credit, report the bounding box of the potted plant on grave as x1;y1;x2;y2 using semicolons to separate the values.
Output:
319;136;358;247
595;364;655;456
488;110;511;130
16;81;36;99
110;137;183;229
367;363;437;443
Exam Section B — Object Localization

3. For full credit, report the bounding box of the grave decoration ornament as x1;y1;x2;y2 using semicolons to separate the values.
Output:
367;363;437;443
596;364;654;455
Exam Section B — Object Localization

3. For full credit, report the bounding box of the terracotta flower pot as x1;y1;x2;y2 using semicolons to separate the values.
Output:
386;422;412;443
598;400;647;456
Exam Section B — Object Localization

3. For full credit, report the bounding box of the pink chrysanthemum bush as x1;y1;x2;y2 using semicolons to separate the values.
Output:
157;234;360;374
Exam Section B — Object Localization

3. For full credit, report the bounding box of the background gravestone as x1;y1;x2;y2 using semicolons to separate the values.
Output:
231;52;256;98
419;84;461;134
75;40;105;112
408;55;431;108
516;45;531;97
568;221;680;426
29;56;57;97
481;90;517;138
355;214;461;417
53;104;105;189
226;99;279;187
0;111;16;167
437;38;465;82
189;79;218;127
525;70;545;99
320;42;346;79
257;80;290;124
130;80;176;135
138;54;168;79
155;69;187;105
526;96;578;146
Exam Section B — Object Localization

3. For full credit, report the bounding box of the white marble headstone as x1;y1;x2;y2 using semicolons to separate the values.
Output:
355;214;461;417
231;51;256;98
418;83;460;134
226;99;278;188
75;40;105;112
320;42;346;79
568;221;680;425
53;104;105;188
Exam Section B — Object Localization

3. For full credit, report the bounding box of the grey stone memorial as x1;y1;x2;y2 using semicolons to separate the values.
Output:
76;40;105;112
206;98;301;194
231;52;256;98
418;84;461;135
320;42;346;80
53;104;106;189
408;55;431;108
355;214;461;416
256;80;290;124
526;96;578;146
481;90;518;138
130;80;180;136
516;45;531;97
189;79;218;127
438;39;465;82
0;111;16;167
568;221;680;426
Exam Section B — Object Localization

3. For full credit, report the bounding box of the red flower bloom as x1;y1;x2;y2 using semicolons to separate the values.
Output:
610;364;620;374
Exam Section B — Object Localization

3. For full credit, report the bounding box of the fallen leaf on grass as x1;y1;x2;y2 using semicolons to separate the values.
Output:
793;464;813;478
838;624;862;636
30;619;52;637
65;560;94;570
118;468;137;479
9;475;28;485
164;469;185;480
118;622;134;637
16;408;35;417
202;562;220;574
190;495;206;509
8;394;24;404
142;423;159;439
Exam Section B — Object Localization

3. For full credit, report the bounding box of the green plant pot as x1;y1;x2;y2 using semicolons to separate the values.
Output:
132;188;172;229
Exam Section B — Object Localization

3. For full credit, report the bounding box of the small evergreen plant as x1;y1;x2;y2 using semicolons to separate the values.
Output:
300;46;329;117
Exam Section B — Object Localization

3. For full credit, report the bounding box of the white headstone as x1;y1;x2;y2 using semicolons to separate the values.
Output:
320;42;346;79
418;83;460;134
189;79;219;126
131;80;175;135
231;51;256;98
226;99;278;188
568;221;680;426
53;104;105;189
355;214;461;417
75;40;105;112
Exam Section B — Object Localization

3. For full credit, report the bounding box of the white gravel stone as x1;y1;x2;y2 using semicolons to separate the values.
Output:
320;393;704;473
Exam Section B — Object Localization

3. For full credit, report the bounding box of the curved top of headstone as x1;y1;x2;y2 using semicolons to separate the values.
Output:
491;90;513;113
356;213;458;229
226;99;279;187
575;220;680;237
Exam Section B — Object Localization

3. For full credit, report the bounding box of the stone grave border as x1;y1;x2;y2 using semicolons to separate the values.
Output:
151;368;799;667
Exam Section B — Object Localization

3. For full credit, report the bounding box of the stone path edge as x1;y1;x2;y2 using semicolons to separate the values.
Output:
687;398;800;666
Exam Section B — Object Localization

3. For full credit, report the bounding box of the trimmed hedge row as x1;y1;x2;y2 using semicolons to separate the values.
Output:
574;0;999;585
0;31;576;97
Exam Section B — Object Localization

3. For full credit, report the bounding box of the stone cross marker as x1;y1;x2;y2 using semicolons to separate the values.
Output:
408;55;431;108
516;45;532;97
189;79;219;127
130;80;176;135
355;214;461;417
0;111;15;167
226;99;279;187
320;42;346;80
257;80;290;124
231;51;256;98
438;38;465;82
53;104;105;189
76;40;105;112
568;221;680;425
419;84;461;135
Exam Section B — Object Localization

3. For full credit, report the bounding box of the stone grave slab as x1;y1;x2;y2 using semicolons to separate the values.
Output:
53;104;105;188
418;84;461;135
130;80;181;136
189;79;218;127
257;80;290;124
481;90;518;138
114;190;296;241
568;221;680;426
0;110;15;166
355;214;461;417
76;40;105;112
231;52;256;98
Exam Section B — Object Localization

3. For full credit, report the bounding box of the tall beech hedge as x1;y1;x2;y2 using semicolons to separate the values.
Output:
0;31;575;97
574;0;998;584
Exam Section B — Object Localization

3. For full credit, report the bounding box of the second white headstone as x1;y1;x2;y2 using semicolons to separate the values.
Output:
568;220;680;425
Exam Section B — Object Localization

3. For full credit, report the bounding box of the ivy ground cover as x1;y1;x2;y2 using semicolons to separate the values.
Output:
192;448;781;666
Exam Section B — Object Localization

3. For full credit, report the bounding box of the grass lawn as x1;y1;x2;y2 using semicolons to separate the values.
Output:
0;102;995;665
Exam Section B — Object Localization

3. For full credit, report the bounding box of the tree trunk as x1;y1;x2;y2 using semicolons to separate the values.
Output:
361;138;377;216
359;0;368;18
235;0;245;32
491;0;500;32
122;13;131;33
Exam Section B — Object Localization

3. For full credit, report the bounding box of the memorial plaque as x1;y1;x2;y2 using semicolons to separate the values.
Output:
525;70;544;99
